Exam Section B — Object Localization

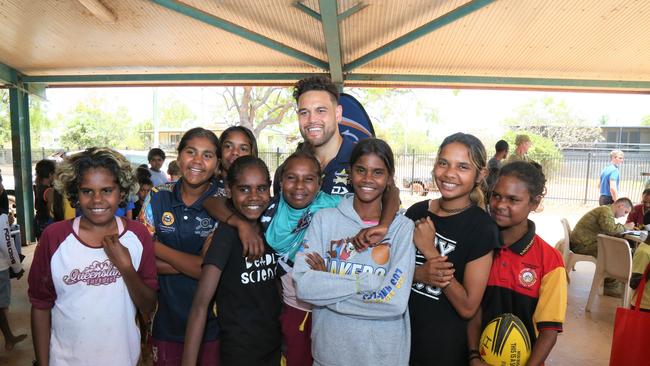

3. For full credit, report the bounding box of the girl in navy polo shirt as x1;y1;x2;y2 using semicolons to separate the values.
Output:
140;127;221;366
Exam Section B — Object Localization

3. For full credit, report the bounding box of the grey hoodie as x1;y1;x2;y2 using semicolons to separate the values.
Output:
294;196;415;366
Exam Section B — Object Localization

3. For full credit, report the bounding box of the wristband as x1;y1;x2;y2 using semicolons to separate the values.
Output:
225;213;235;225
468;354;481;361
468;349;480;357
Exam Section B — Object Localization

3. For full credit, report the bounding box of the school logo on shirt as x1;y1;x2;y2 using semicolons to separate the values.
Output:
194;216;215;237
162;211;175;226
519;268;537;287
63;259;122;286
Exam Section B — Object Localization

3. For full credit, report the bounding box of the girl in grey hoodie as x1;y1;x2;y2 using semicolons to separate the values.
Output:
294;138;416;366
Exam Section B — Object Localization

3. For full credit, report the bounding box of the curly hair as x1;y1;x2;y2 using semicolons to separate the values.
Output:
292;76;339;104
54;147;138;208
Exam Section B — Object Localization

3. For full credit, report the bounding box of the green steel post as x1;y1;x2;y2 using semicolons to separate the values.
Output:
9;83;34;244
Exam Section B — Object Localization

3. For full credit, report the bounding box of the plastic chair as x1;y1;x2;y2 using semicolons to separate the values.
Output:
556;218;597;283
585;234;633;312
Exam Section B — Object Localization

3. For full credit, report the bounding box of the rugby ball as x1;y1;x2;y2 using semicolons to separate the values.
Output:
479;313;531;366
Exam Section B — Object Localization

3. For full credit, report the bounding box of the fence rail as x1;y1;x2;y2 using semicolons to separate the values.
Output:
1;148;647;204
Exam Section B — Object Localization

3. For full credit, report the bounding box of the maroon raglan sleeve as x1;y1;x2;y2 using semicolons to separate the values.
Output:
130;221;158;290
28;225;61;309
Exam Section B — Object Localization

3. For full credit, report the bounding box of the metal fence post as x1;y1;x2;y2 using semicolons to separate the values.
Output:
276;147;280;170
410;149;415;195
584;152;592;204
42;147;45;160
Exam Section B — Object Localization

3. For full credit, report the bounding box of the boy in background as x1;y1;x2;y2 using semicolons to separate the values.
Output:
147;148;168;186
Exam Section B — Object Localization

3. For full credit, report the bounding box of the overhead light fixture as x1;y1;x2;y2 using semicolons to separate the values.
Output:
78;0;117;23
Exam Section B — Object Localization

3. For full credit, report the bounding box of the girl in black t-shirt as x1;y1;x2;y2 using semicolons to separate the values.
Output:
183;156;281;366
406;133;499;366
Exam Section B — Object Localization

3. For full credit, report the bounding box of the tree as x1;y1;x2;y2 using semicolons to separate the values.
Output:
348;88;440;153
641;115;650;126
60;97;131;149
0;90;9;147
502;130;562;174
0;90;51;148
220;87;294;138
503;96;602;149
160;97;196;128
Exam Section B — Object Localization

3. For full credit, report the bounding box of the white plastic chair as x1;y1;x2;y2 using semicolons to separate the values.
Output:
556;218;596;283
585;234;633;312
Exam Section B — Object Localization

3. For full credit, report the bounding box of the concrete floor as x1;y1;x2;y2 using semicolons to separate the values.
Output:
0;202;618;365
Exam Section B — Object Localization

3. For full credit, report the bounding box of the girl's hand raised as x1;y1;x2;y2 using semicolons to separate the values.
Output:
352;224;388;251
103;234;134;273
414;256;455;288
414;217;440;259
305;252;327;272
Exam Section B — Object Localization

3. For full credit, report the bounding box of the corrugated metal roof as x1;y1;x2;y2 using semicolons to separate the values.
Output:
1;0;649;91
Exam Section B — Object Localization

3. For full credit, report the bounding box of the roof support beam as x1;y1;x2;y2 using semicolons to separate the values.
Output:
293;2;321;21
149;0;328;70
0;63;13;85
319;0;343;85
346;74;650;91
344;0;495;72
22;73;317;84
0;62;47;99
8;71;35;245
337;2;368;22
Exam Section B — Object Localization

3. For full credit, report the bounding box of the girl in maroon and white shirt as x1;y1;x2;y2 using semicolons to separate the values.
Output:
28;148;158;366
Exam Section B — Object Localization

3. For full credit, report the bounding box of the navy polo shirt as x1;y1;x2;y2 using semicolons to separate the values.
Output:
272;136;356;196
141;179;219;342
320;137;356;196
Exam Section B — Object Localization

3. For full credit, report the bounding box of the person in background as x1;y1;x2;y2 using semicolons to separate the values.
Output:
505;134;532;164
485;139;509;193
630;241;650;311
0;210;26;352
34;159;57;239
167;161;181;182
148;148;169;187
0;173;8;216
133;177;153;219
598;150;624;206
570;197;634;297
570;198;634;258
626;188;650;228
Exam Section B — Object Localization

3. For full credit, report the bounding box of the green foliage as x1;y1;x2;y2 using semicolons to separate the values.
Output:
160;97;196;128
348;88;440;153
502;130;561;174
29;98;52;146
641;115;650;126
0;89;51;148
60;97;131;149
503;96;602;148
0;90;9;147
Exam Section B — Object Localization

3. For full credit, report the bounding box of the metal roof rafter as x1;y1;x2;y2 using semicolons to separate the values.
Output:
346;74;650;91
344;0;495;72
22;73;318;83
149;0;328;70
319;0;343;85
